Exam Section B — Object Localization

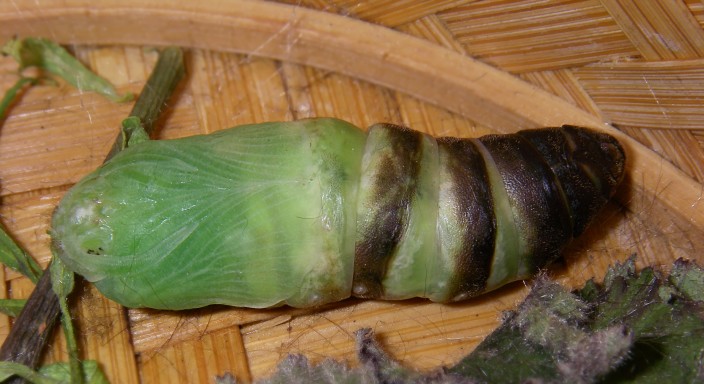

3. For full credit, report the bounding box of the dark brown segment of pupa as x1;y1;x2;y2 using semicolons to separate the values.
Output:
518;125;626;236
353;123;425;299
478;132;574;273
436;137;496;299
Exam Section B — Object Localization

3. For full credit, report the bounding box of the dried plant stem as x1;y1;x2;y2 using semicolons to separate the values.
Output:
0;271;60;371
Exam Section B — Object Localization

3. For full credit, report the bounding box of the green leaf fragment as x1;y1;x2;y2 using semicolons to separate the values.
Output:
0;223;42;283
0;361;62;384
0;360;109;384
39;360;109;384
0;298;27;317
120;116;150;149
1;37;133;103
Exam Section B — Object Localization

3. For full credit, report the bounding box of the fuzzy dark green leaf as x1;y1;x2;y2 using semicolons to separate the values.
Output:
669;258;704;301
450;257;704;384
251;329;465;384
252;258;704;384
449;278;632;383
448;321;560;383
588;259;704;383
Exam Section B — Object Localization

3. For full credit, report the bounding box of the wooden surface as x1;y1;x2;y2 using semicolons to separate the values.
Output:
0;1;702;383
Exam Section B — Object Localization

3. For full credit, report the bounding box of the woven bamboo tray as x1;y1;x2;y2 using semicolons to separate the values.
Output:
1;1;703;382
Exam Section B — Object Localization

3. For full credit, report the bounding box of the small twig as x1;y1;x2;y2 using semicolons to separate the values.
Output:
0;271;60;371
0;46;185;383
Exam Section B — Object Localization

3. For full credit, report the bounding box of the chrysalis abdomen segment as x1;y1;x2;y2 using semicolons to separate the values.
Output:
435;138;497;301
353;124;625;302
353;125;441;300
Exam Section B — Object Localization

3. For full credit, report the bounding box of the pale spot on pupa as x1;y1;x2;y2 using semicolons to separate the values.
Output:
72;203;97;224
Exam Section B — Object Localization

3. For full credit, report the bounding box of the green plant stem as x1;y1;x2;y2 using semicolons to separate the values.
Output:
0;46;185;383
105;47;185;160
50;257;81;384
59;297;81;382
